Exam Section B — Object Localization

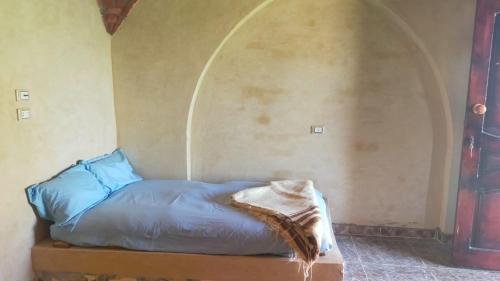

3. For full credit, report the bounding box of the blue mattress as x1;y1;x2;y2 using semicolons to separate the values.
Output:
51;180;334;256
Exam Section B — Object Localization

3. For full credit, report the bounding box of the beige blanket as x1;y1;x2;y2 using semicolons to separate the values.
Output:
231;180;323;275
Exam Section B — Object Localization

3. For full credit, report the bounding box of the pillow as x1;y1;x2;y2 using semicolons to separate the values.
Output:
26;164;108;225
83;148;142;192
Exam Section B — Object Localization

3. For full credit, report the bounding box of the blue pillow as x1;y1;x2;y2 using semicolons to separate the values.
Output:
83;148;142;192
26;164;108;225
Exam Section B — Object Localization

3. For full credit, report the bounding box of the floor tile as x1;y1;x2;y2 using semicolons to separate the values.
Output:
337;235;361;263
352;236;424;267
482;270;500;280
344;263;367;281
340;235;500;281
406;238;453;268
362;264;434;281
428;267;498;281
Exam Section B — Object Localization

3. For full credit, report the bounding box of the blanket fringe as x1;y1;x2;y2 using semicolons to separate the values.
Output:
231;180;322;281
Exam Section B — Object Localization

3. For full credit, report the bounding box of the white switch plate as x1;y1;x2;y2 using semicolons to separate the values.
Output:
311;125;324;134
17;108;31;120
15;89;30;101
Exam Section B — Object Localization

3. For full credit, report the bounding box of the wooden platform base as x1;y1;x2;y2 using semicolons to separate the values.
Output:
32;239;344;281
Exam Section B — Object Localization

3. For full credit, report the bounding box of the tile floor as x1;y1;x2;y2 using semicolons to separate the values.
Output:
337;235;500;281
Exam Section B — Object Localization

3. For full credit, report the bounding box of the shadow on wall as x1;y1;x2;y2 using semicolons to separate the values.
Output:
191;0;448;228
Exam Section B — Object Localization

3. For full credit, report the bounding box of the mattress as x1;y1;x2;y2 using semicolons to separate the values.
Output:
51;180;334;256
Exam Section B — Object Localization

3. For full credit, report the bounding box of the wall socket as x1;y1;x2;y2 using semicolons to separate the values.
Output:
15;89;30;101
311;125;324;134
17;108;31;120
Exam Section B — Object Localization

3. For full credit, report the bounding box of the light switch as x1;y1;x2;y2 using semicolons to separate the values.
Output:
311;125;324;134
17;108;31;120
15;89;30;101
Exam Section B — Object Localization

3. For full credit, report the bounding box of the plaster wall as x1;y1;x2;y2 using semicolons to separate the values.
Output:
381;0;477;233
192;0;434;228
112;0;476;231
112;0;264;179
0;1;116;279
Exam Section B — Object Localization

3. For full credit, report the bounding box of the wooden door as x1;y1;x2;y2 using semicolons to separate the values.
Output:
453;0;500;270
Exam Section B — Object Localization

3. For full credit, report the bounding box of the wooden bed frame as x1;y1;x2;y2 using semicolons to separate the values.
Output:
32;195;342;280
32;238;343;281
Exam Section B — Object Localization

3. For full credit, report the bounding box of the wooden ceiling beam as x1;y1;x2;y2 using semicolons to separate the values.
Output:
97;0;138;35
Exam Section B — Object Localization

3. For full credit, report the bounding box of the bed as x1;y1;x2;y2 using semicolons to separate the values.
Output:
32;180;344;281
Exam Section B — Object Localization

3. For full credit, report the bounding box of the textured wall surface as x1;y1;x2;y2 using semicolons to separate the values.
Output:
0;1;116;280
192;0;434;228
381;0;477;232
0;0;476;279
112;0;264;179
112;0;475;231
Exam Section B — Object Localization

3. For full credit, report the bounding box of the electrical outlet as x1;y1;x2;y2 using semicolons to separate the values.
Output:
16;108;31;120
311;125;324;134
15;89;30;101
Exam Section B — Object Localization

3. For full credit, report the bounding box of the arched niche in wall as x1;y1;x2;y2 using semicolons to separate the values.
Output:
188;0;450;228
